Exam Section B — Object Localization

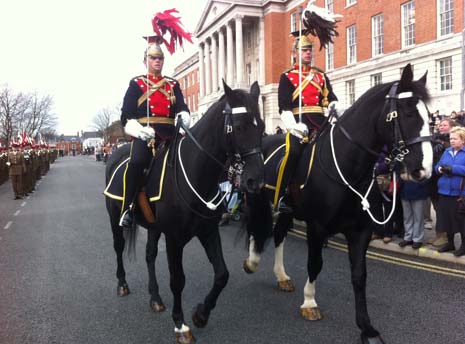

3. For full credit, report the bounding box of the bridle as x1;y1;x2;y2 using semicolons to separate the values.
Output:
328;82;432;224
174;100;262;217
338;82;432;171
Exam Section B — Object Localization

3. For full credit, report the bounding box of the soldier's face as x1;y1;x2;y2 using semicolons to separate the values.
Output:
146;55;164;75
294;48;312;65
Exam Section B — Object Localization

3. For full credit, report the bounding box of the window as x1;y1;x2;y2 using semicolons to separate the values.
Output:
439;57;452;91
326;42;334;70
346;80;355;105
439;0;454;36
346;0;356;6
372;14;384;56
347;25;357;64
326;0;334;13
290;11;298;32
371;73;382;86
402;1;415;48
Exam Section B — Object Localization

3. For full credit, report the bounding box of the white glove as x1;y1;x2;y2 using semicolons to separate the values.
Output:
124;119;154;141
176;111;191;128
290;122;309;140
6;161;11;167
281;110;297;130
328;101;344;118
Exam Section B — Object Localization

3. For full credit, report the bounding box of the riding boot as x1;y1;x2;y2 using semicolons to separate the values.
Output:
119;163;143;228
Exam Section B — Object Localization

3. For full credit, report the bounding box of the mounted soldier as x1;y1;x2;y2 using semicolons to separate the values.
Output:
275;32;338;213
119;18;192;228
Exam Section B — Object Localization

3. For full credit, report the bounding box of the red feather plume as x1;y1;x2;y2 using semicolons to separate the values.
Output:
151;9;193;54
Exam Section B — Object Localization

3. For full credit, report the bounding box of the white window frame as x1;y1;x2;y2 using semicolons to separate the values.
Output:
347;25;357;64
346;79;355;105
372;14;384;57
326;42;334;71
326;0;334;13
290;11;298;33
371;73;382;87
401;1;415;48
438;57;453;91
438;0;454;37
346;0;356;7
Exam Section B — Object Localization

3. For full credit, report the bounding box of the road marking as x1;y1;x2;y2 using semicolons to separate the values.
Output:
21;202;26;207
14;210;20;216
289;229;465;279
4;221;12;229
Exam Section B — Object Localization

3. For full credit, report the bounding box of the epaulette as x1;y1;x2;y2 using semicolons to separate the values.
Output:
164;76;178;84
132;75;146;82
311;66;324;73
283;67;294;74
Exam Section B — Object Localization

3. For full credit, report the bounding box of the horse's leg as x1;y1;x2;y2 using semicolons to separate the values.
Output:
109;206;130;296
165;237;195;344
146;229;165;312
243;236;261;273
346;228;385;344
300;221;324;321
192;226;229;328
273;212;295;292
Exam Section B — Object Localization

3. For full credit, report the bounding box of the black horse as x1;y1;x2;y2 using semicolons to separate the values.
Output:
105;81;264;344
243;64;432;344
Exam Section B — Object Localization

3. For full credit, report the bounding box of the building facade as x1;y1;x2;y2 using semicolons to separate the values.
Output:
173;0;464;132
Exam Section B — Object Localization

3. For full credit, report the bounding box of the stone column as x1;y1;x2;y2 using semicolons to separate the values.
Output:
226;21;234;85
204;39;211;95
218;28;225;88
258;17;265;86
211;34;218;92
198;43;205;98
235;15;244;85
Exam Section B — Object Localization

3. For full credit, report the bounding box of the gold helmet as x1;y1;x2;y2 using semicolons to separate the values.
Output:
143;35;164;59
293;34;313;51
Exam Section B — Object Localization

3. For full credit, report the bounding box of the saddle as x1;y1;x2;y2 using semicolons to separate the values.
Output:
103;144;170;224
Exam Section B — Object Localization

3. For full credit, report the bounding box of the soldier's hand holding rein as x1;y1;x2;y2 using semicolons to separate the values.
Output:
124;119;155;141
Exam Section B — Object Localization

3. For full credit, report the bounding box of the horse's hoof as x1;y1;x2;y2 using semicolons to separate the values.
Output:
361;334;386;344
300;307;323;321
150;300;166;313
192;303;210;328
175;330;196;344
277;279;295;292
243;259;257;274
117;284;130;297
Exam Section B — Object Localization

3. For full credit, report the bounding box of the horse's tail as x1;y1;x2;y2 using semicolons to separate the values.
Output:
244;189;273;253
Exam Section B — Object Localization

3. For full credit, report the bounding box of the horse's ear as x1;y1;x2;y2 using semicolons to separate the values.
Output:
250;81;260;103
222;79;233;98
418;70;428;86
399;63;413;89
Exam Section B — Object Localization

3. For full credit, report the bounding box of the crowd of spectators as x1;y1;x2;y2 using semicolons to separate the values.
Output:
372;110;465;257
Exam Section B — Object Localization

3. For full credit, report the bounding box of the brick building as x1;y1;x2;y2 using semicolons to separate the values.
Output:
173;0;464;132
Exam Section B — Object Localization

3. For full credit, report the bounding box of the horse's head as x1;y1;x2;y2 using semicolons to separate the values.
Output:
222;80;265;193
380;64;433;181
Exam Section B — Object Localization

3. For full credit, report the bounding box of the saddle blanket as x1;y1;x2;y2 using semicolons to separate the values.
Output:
103;150;169;203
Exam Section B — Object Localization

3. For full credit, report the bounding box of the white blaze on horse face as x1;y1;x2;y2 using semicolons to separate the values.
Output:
273;240;291;282
301;279;318;309
417;100;433;179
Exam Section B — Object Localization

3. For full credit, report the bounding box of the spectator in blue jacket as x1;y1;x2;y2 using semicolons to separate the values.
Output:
435;126;465;256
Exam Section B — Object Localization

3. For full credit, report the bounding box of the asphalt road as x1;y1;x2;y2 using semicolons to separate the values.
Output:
1;155;464;344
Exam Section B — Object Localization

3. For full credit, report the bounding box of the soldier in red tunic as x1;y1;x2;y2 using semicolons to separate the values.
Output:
276;34;338;213
119;40;190;227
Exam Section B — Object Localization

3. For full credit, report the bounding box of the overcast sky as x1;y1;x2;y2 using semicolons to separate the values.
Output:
0;0;207;135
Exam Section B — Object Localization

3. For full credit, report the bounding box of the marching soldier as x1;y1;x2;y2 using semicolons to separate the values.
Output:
118;38;191;228
275;34;338;213
7;143;26;199
0;146;8;185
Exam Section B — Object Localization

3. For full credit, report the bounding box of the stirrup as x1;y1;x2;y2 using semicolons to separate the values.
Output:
119;209;134;228
277;196;293;214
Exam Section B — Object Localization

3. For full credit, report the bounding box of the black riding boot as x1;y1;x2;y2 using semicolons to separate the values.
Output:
119;163;143;228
